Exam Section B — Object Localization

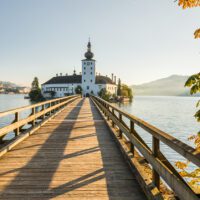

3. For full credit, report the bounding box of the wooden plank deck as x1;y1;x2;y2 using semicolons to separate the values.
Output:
0;98;146;200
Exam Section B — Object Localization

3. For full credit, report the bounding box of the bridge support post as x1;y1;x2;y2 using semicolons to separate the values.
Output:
152;136;160;189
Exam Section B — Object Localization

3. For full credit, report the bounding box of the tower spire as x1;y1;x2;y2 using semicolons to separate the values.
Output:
84;39;94;59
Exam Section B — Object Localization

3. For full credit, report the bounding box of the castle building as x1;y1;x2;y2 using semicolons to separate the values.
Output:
42;41;117;98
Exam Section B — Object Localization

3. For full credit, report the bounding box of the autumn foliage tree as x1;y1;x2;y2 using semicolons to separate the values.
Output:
175;1;200;192
177;0;200;38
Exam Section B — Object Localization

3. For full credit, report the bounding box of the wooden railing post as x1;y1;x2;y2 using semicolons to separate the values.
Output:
118;113;122;138
42;105;45;120
112;108;115;128
107;105;110;120
14;112;19;136
129;120;134;155
32;107;36;127
152;136;160;189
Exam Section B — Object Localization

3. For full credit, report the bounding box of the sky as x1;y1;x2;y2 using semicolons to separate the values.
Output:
0;0;200;86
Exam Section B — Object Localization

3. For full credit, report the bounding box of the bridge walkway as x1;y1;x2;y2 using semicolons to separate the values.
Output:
0;98;146;200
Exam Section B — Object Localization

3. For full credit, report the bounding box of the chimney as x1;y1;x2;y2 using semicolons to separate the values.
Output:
66;73;68;76
114;76;116;84
60;73;62;76
56;73;58;77
111;73;114;81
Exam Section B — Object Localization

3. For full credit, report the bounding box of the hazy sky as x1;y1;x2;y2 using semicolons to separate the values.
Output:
0;0;200;86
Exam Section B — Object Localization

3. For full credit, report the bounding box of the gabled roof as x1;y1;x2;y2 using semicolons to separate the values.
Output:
42;75;82;85
42;75;116;85
96;76;116;85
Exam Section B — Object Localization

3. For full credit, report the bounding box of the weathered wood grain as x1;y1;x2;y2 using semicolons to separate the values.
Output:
0;98;146;200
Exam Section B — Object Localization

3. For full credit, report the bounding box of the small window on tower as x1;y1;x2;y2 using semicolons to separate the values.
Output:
84;67;86;70
91;80;92;82
84;72;86;75
87;86;89;90
87;62;90;65
84;62;86;65
91;62;92;64
84;80;86;82
90;72;92;75
91;67;92;70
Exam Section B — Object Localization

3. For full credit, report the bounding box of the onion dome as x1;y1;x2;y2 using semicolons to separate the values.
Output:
84;40;94;59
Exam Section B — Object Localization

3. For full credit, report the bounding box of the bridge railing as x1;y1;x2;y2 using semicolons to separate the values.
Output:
91;95;200;200
0;95;79;143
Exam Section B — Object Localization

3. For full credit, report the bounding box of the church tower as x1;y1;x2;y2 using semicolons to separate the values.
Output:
81;40;96;96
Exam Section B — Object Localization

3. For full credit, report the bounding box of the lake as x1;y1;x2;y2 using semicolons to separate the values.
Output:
116;96;199;170
0;95;199;169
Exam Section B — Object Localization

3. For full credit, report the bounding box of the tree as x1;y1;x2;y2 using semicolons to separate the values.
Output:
29;77;43;102
175;2;200;190
31;77;40;91
98;88;111;101
75;85;82;94
185;72;200;120
117;78;122;96
177;0;200;38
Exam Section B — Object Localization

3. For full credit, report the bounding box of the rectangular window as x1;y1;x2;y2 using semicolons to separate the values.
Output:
91;80;92;82
90;72;92;75
87;86;89;90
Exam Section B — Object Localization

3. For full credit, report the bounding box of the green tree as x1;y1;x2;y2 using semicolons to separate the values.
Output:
75;85;82;94
98;88;111;101
185;72;200;123
29;77;43;102
117;78;121;96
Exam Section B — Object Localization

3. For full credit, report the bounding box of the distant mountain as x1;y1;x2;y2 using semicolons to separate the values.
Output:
0;81;19;88
131;75;199;96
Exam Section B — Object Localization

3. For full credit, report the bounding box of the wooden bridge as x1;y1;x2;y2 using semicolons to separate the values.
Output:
0;96;199;200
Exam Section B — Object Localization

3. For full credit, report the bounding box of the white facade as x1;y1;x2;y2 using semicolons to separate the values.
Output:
42;41;117;98
81;59;96;96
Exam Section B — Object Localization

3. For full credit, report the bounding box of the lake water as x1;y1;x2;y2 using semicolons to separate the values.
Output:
0;95;199;169
116;96;200;170
0;94;31;139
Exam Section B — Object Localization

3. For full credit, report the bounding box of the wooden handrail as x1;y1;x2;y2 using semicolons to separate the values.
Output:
0;95;79;142
91;95;199;200
0;95;77;118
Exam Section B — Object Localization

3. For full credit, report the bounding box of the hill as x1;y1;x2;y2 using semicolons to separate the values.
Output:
0;81;19;88
131;75;199;96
